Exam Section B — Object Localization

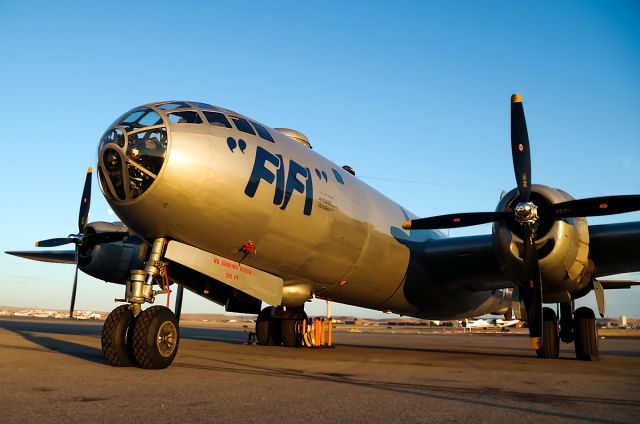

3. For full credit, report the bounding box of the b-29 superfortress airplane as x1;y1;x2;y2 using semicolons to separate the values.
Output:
7;94;640;369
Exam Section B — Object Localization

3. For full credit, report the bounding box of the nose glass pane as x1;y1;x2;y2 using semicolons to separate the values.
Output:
99;106;168;202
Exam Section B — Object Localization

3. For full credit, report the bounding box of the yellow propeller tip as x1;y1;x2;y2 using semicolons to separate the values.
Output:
511;93;522;103
402;221;412;230
35;242;40;247
530;337;542;350
88;166;93;173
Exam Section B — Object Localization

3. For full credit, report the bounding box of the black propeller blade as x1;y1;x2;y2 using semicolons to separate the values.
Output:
403;211;511;230
78;167;92;232
35;238;73;248
70;249;80;318
540;195;640;219
36;231;127;248
521;225;543;350
510;93;532;203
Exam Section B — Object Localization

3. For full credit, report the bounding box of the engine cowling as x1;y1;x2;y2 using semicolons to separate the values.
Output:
78;221;145;284
493;185;593;303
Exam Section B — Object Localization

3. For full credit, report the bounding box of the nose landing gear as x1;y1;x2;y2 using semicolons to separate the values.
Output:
130;306;179;369
101;238;180;369
101;304;135;367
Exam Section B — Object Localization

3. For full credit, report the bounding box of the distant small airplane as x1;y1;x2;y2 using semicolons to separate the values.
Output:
7;95;640;369
463;318;520;329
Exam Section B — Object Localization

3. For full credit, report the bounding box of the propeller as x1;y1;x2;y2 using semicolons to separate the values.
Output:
35;167;127;318
403;93;640;351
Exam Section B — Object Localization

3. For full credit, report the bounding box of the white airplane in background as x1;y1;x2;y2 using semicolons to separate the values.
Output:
463;318;521;329
7;94;640;369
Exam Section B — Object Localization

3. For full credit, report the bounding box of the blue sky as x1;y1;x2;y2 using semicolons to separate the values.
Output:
0;1;638;318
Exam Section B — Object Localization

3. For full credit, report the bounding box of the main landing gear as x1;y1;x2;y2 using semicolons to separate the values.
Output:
534;303;599;361
256;306;307;347
101;238;180;369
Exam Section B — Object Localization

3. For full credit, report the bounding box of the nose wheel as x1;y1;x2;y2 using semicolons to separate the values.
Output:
101;305;180;369
101;305;135;367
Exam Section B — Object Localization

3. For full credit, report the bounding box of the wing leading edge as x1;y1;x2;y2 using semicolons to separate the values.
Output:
5;250;76;264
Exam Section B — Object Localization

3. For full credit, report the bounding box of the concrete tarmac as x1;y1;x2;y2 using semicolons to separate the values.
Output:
1;317;639;424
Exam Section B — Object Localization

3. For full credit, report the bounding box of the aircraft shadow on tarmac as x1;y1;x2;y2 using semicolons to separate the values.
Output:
334;341;640;359
0;319;251;365
174;357;639;424
0;319;105;365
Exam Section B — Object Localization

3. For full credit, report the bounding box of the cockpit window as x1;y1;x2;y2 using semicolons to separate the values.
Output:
230;117;256;135
103;148;127;200
251;121;274;142
138;110;163;126
101;128;125;149
193;102;217;109
119;108;162;131
157;102;191;110
167;111;203;124
127;128;167;174
204;111;232;128
98;106;169;202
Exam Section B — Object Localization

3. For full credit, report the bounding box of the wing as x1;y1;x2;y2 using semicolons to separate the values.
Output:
420;221;640;292
5;250;76;264
589;222;640;277
421;234;513;291
596;280;640;289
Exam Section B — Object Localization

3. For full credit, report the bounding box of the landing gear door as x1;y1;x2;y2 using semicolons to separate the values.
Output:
164;240;284;306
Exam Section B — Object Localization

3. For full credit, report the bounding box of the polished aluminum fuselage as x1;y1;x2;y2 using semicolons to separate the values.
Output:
101;103;507;317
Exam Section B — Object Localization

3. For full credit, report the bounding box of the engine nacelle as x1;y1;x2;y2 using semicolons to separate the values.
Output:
493;185;593;303
78;222;145;284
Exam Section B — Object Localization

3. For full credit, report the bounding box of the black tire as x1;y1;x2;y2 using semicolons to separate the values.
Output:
256;307;282;346
271;319;282;346
281;315;306;348
131;306;179;369
574;307;599;361
101;305;135;367
536;307;559;359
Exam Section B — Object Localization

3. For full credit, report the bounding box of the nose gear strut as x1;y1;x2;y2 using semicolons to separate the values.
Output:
103;237;180;369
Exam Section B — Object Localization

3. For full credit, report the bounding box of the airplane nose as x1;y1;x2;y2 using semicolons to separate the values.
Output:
97;106;168;202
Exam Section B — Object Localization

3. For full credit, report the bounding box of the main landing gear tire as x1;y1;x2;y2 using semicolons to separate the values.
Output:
536;307;559;359
131;306;180;369
574;307;599;361
281;313;307;348
102;305;135;367
256;306;282;346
